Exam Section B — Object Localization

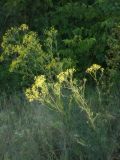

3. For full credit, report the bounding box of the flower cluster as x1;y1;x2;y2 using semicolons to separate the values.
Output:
86;64;102;74
25;75;48;102
25;69;75;102
57;68;75;83
19;24;29;31
86;64;104;84
34;75;46;87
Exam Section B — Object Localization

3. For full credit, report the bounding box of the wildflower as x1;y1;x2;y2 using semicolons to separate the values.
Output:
57;72;66;83
86;64;102;74
86;64;104;82
34;75;46;87
57;68;75;83
25;75;48;102
25;88;37;102
19;24;29;31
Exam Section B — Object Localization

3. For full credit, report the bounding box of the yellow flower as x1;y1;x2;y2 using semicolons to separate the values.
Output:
86;64;101;74
19;24;29;31
57;72;66;83
57;68;75;83
25;88;36;102
25;75;48;102
34;75;46;87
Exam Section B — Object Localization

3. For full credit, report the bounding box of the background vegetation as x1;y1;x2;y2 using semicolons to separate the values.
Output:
0;0;120;159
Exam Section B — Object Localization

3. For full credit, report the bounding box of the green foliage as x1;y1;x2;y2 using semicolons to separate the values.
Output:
0;1;120;159
0;0;53;34
0;0;120;86
50;0;119;66
41;26;73;81
0;25;73;90
106;25;120;78
62;31;96;72
102;24;120;98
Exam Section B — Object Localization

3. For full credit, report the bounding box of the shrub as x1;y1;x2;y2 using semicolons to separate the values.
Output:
0;24;46;89
0;25;73;91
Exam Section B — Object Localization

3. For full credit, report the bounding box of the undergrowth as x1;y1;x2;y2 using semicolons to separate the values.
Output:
0;65;119;160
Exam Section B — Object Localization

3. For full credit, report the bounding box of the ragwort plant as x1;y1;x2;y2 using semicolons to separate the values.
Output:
25;68;95;160
25;64;119;160
25;68;95;129
25;64;120;160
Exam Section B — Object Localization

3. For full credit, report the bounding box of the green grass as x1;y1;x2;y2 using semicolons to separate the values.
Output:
0;87;120;160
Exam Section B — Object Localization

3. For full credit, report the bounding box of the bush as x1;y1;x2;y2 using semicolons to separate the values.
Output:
0;24;46;90
0;25;73;91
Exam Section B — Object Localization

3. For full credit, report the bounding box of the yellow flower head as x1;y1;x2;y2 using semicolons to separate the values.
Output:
25;88;39;102
57;72;66;83
25;75;48;102
57;68;75;83
86;64;102;74
19;24;29;31
34;75;46;87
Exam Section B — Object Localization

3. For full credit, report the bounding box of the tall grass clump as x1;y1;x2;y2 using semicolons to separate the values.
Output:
0;93;67;160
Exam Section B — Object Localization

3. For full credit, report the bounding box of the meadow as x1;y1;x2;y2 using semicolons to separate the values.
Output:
0;0;120;159
0;67;120;160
